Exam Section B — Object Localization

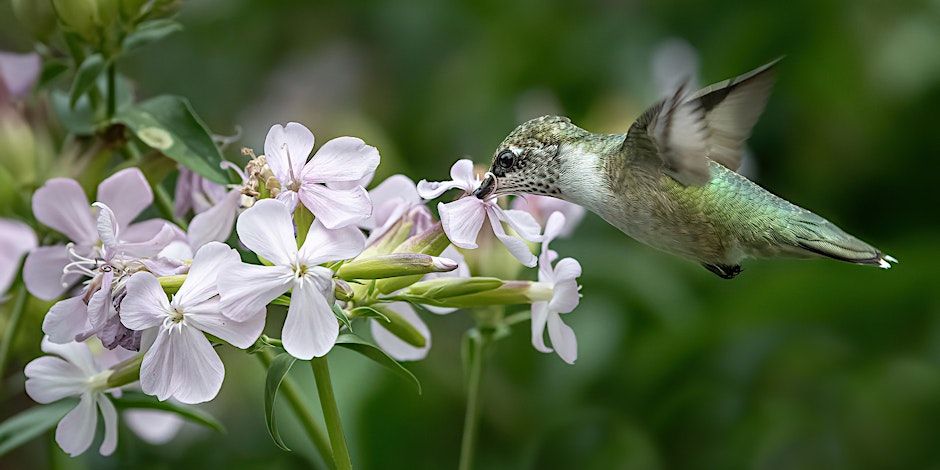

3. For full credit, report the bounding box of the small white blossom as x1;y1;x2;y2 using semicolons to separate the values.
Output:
531;212;582;364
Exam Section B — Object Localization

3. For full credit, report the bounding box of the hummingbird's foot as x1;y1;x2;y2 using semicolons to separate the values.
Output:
702;263;742;279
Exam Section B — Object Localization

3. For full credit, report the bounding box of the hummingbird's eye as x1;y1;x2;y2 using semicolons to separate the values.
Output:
496;150;516;169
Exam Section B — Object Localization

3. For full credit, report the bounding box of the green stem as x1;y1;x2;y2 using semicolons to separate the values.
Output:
0;283;29;382
311;356;352;470
256;352;334;469
153;183;188;230
458;332;487;470
106;62;116;119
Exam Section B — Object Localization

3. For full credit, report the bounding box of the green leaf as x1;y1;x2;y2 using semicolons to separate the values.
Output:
335;333;421;394
349;305;391;323
264;352;298;451
110;391;225;433
53;75;134;135
38;59;69;89
69;53;106;108
122;19;182;53
331;304;353;332
115;95;228;184
0;400;75;457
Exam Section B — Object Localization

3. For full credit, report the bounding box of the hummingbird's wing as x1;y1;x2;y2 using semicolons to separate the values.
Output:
627;59;779;186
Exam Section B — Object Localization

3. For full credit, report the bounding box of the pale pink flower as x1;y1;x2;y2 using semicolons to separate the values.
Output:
218;199;365;359
361;174;433;244
24;338;120;457
0;51;41;101
0;218;36;295
120;242;264;404
417;159;542;267
531;212;582;364
264;122;379;228
511;195;585;238
174;167;242;249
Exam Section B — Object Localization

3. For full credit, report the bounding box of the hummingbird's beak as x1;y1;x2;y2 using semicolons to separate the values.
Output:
473;172;497;199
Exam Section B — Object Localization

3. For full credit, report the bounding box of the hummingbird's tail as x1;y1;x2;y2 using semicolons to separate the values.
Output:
784;211;897;269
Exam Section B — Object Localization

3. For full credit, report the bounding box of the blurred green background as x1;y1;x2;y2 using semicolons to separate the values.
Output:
2;0;940;468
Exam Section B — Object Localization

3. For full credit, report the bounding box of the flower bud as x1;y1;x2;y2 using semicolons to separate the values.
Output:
374;223;451;294
401;281;549;309
96;0;120;26
337;254;457;280
357;216;413;259
370;305;426;348
403;277;503;300
158;274;186;294
12;0;57;41
52;0;99;41
333;279;354;302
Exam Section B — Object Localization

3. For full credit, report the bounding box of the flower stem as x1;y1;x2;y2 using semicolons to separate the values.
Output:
0;282;28;382
256;352;334;469
106;62;116;119
311;356;352;470
153;182;188;230
458;331;487;470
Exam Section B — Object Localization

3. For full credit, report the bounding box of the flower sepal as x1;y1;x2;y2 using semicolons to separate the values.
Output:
336;253;457;280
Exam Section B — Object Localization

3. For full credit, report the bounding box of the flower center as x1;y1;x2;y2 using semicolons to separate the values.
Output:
293;263;309;279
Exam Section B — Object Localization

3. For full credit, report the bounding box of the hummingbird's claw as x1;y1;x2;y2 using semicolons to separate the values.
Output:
473;172;497;199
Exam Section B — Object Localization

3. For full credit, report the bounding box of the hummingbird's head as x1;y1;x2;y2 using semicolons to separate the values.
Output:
474;115;587;199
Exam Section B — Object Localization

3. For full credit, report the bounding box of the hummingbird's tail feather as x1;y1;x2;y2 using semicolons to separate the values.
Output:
785;212;897;269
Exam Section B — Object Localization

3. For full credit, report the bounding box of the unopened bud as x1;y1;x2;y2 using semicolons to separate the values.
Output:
158;274;186;294
333;279;354;302
12;0;57;41
53;0;99;41
358;217;414;259
370;305;426;348
403;277;503;300
402;281;546;309
374;223;452;293
337;254;457;280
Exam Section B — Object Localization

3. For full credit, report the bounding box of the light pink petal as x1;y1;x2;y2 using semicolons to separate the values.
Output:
298;183;372;229
120;273;170;331
282;280;338;360
370;302;430;361
547;313;577;364
486;207;537;267
498;208;543;242
173;169;197;217
23;245;79;300
187;189;240;249
511;195;585;238
0;52;41;98
40;337;99;376
24;356;88;403
449;159;478;190
139;330;175;401
265;122;314;184
548;258;581;314
302;136;380;184
416;179;465;200
123;218;185;243
56;392;98;456
0;219;36;294
299;220;365;266
186;299;265;349
234;199;297;266
32;178;96;244
113;223;178;259
438;198;485;249
363;174;419;229
96;168;153;229
541;211;566;245
43;296;89;344
141;327;224;404
218;263;292;321
124;410;183;445
96;395;118;455
275;190;299;213
86;270;114;330
174;242;238;307
530;302;552;353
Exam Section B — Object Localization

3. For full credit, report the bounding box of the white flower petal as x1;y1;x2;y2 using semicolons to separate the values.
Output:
235;199;298;266
265;122;314;184
86;270;114;330
298;183;372;229
487;208;536;267
438;198;485;249
139;330;176;401
23;245;79;300
541;211;566;244
369;174;420;208
186;299;265;349
302;136;380;184
0;219;36;294
24;356;88;403
416;179;464;200
40;337;100;376
370;302;430;361
174;242;238;307
282;280;338;360
498;209;543;242
217;263;292;321
124;410;184;445
530;302;552;353
96;168;153;229
120;272;170;331
275;190;299;213
43;295;89;344
547;313;577;364
96;395;118;455
114;223;178;259
449;159;478;190
299;220;365;266
31;178;96;244
141;327;224;404
55;392;97;457
187;189;241;249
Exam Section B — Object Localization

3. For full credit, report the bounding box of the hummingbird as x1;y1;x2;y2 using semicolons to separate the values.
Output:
473;60;896;279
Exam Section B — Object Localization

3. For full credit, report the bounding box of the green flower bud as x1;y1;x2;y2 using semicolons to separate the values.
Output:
119;0;148;20
337;254;457;280
370;305;426;348
357;217;413;259
403;281;550;309
159;274;186;294
333;279;354;302
403;277;503;300
374;223;451;294
96;0;120;25
52;0;99;41
12;0;58;41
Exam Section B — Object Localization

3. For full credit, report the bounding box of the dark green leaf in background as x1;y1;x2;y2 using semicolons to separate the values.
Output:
335;333;421;394
123;19;183;53
69;53;106;108
264;352;298;451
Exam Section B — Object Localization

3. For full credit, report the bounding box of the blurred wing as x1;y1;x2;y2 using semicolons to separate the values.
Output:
628;59;779;186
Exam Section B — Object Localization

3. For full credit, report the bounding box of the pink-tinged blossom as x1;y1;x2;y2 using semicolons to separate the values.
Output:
417;159;542;267
530;212;582;364
120;242;264;404
0;218;36;295
362;174;433;244
511;195;585;238
264;122;379;228
24;338;120;457
0;51;41;101
174;167;244;250
23;168;176;300
218;199;365;359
